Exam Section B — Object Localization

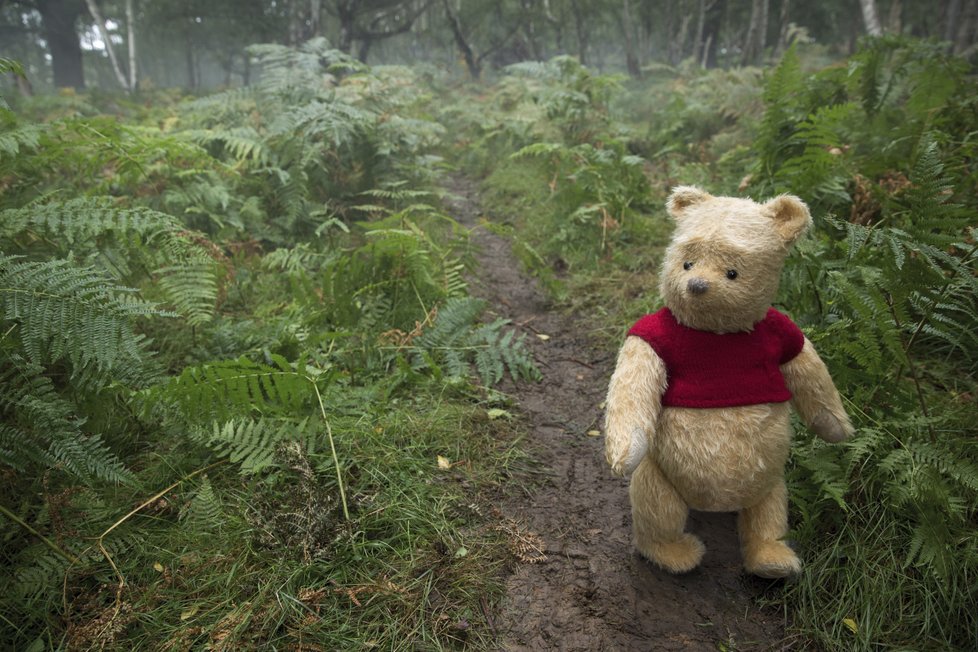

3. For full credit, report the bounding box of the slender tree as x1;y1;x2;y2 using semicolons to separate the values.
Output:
84;0;129;91
859;0;883;35
125;0;137;90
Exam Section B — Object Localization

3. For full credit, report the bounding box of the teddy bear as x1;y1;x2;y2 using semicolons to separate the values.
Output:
604;186;853;578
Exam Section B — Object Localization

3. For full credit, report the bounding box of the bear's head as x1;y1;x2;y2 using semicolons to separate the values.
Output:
658;186;811;333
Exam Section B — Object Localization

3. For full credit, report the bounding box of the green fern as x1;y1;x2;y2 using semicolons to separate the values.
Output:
0;354;132;483
0;254;169;371
193;418;314;475
0;199;224;326
411;297;539;386
180;476;224;531
151;355;314;422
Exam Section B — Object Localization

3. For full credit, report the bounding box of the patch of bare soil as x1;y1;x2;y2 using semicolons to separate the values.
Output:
444;176;789;651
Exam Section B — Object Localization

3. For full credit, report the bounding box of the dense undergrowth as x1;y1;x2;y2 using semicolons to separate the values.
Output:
0;41;539;650
446;40;978;650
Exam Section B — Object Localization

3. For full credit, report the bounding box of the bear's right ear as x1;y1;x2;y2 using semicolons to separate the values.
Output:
666;186;712;220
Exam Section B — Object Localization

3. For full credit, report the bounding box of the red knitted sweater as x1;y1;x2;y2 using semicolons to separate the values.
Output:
627;307;805;408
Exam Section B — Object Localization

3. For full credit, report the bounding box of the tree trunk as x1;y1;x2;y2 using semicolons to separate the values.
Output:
954;0;978;53
126;0;137;91
84;0;130;91
669;0;693;66
309;0;322;38
15;72;34;97
39;0;86;90
621;0;641;77
570;0;589;64
692;0;708;65
945;0;962;44
859;0;883;36
741;0;768;65
777;0;791;53
336;0;355;52
185;33;198;91
442;0;480;78
885;0;901;34
357;38;374;62
700;0;724;67
759;0;769;53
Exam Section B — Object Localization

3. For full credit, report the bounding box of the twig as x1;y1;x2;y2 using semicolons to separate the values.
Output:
0;503;79;564
63;460;227;626
312;381;350;522
556;357;594;369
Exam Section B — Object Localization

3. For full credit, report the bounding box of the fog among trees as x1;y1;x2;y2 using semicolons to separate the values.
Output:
3;0;978;92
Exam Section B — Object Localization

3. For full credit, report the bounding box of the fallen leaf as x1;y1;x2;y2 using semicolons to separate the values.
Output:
153;562;164;573
843;617;858;634
180;604;200;621
587;430;601;437
437;455;452;469
455;546;468;558
486;408;512;420
535;333;551;341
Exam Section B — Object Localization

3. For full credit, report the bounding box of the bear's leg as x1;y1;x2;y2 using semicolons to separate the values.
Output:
738;480;801;578
630;456;704;573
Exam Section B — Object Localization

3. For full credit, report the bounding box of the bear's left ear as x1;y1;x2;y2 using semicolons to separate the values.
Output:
764;194;812;245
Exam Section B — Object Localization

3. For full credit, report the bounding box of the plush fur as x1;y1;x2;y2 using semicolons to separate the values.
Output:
605;186;853;578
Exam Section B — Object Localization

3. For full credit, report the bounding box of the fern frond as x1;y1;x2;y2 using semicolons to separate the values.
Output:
0;199;225;325
0;123;42;161
0;354;132;483
411;298;539;386
0;254;169;371
194;417;314;475
152;355;313;422
180;475;224;531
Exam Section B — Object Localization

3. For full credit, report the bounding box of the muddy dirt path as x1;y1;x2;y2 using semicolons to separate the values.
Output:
444;176;789;651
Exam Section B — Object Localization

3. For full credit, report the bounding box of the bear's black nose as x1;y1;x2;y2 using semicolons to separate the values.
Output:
687;278;709;295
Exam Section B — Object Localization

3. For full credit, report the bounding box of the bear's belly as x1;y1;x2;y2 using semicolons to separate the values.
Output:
654;403;792;512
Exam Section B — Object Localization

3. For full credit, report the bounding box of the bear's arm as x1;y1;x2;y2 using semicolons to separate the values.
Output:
604;335;667;475
781;338;854;443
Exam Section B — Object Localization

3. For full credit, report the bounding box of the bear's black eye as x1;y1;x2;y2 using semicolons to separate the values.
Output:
726;269;738;280
683;261;694;271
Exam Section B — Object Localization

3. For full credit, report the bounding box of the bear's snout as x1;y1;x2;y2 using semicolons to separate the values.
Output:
687;278;709;295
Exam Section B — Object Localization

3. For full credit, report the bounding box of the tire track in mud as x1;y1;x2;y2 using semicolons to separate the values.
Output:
444;176;789;651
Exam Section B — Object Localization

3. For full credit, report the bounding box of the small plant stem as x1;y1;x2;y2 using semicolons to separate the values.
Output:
887;297;935;443
0;503;79;564
312;380;350;521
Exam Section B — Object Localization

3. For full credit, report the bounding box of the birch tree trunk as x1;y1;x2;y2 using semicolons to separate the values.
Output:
84;0;130;91
859;0;883;36
125;0;137;92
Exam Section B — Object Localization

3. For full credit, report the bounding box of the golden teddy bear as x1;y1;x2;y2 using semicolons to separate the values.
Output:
604;186;853;578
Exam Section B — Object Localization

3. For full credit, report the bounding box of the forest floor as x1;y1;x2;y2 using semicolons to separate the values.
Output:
444;175;790;651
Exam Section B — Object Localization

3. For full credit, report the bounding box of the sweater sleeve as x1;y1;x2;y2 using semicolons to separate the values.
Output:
769;309;805;364
626;310;666;352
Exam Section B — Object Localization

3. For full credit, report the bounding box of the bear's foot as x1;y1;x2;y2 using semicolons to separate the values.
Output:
743;541;801;579
636;533;705;574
